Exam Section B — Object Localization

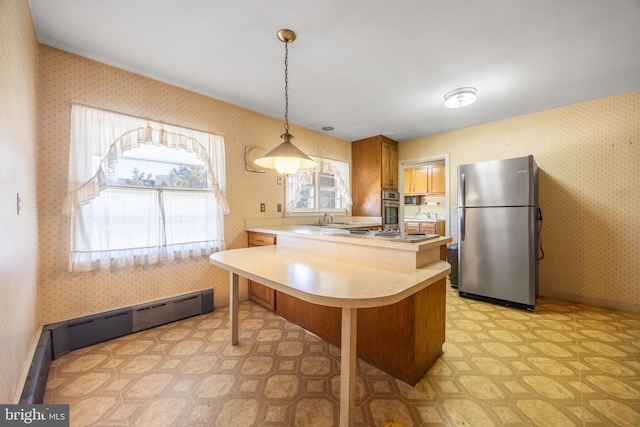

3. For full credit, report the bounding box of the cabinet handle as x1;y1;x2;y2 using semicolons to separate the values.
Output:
257;239;264;243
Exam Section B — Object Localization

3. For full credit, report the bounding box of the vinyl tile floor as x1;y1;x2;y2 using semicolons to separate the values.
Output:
44;285;640;426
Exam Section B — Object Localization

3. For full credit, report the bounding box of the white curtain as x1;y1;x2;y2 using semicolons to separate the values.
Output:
286;156;352;212
316;156;352;210
65;105;228;272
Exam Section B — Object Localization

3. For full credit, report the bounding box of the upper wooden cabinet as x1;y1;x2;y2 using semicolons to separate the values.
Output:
351;135;399;216
404;163;445;195
404;167;429;195
381;138;398;190
428;163;446;195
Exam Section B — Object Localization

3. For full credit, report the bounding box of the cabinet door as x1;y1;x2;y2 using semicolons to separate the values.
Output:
420;222;437;234
381;139;398;190
247;232;276;310
405;221;420;233
403;169;412;194
428;164;445;195
351;137;382;216
411;168;429;194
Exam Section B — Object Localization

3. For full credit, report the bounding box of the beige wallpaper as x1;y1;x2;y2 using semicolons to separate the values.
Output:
0;0;40;403
399;91;640;312
37;46;350;324
3;0;638;403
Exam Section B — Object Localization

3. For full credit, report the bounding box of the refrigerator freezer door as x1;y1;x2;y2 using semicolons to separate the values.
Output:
458;206;537;307
459;156;536;208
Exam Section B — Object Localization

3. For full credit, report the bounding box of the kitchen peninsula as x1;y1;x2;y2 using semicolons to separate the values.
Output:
210;224;451;427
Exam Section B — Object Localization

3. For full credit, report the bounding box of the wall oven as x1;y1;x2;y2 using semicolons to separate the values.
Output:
381;190;400;231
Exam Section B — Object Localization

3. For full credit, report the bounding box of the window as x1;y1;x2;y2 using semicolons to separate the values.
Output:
106;144;208;189
64;105;228;272
286;157;351;214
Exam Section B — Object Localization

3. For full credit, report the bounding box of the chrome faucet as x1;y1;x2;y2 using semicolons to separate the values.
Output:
322;213;334;225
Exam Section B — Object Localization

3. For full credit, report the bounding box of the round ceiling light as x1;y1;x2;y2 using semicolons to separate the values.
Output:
444;87;477;108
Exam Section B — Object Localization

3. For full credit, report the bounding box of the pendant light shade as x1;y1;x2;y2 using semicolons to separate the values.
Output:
255;29;316;175
253;131;317;175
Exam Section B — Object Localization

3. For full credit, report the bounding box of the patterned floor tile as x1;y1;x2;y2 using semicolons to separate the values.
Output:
44;285;640;426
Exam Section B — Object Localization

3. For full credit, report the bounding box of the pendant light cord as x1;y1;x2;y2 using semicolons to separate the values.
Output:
283;41;290;134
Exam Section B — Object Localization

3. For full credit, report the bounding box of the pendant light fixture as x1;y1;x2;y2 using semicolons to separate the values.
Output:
254;29;316;175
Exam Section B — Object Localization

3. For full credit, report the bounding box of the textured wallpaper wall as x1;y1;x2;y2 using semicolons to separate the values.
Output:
399;91;640;312
37;45;350;324
0;0;40;403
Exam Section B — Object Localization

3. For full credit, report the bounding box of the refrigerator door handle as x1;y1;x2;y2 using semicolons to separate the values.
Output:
459;173;465;240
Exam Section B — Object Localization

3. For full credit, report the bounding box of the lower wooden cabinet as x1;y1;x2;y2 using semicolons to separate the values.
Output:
404;220;445;236
405;221;421;233
247;232;276;310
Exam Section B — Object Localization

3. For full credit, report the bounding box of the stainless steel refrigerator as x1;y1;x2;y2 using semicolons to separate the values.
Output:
457;155;539;310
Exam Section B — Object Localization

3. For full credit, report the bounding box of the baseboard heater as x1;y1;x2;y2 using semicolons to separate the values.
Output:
20;289;213;404
19;330;52;404
45;289;213;359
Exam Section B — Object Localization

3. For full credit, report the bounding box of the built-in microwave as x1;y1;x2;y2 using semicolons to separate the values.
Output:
404;195;421;205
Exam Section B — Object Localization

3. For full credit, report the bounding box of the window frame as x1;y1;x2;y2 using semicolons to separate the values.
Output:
65;105;228;272
285;156;351;216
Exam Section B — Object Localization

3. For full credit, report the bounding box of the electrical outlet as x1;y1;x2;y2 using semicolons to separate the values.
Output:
277;204;282;212
260;203;265;212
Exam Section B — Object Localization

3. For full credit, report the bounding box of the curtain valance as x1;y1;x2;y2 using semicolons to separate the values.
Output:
63;105;229;215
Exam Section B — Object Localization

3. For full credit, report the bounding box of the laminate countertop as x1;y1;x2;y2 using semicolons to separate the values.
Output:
211;244;450;308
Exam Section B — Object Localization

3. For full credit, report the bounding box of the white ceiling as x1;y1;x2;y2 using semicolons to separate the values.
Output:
28;0;640;142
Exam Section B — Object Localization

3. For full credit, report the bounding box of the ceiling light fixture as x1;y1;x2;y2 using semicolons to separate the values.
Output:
444;87;477;108
254;29;316;175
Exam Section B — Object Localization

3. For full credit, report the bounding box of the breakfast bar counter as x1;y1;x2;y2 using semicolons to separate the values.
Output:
210;243;450;427
246;223;451;269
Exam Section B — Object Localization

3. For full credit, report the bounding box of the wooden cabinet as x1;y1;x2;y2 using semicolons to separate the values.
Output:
404;167;429;195
381;137;398;190
404;221;421;233
422;221;445;235
428;163;446;195
404;220;445;236
247;232;276;310
404;163;445;196
352;135;399;216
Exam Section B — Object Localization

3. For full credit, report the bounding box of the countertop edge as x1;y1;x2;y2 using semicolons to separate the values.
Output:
210;246;451;308
245;224;451;251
